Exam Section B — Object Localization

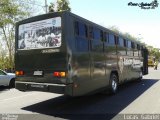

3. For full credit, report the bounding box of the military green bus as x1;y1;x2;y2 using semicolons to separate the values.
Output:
15;11;148;96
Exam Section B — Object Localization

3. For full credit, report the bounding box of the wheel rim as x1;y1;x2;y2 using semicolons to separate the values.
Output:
140;71;142;77
112;77;117;92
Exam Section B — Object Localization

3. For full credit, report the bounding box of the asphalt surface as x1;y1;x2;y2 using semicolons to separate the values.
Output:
0;67;160;120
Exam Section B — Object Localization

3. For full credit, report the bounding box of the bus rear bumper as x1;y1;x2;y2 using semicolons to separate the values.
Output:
15;82;73;95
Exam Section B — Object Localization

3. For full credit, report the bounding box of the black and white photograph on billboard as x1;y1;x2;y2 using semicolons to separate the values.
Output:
18;17;62;50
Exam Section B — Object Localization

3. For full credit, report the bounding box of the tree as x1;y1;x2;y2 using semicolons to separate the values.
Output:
109;26;142;43
0;43;7;69
57;0;71;12
49;3;55;12
0;0;35;69
49;0;71;13
109;26;123;35
123;32;138;41
147;45;160;60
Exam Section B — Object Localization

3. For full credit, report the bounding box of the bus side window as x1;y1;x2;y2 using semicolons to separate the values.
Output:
131;42;135;56
124;39;127;47
134;44;139;57
114;36;119;45
89;26;94;39
131;42;135;49
92;28;103;52
76;37;88;52
119;37;124;47
108;33;115;46
85;25;88;38
137;44;141;57
104;32;109;42
100;30;103;42
75;21;79;35
140;46;143;57
104;32;109;50
127;41;132;49
79;22;87;37
118;38;127;55
127;40;133;56
93;28;100;40
74;21;88;38
75;21;88;52
93;29;104;42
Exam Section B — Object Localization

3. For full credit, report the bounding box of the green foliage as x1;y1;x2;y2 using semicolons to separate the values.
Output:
49;0;71;13
57;0;71;12
109;26;122;35
0;0;32;69
0;0;27;24
147;46;160;60
123;33;138;41
109;26;142;44
49;3;55;12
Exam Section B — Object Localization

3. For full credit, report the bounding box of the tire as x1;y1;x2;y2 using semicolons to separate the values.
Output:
136;76;143;82
136;70;143;82
9;79;15;88
137;76;142;81
109;73;118;94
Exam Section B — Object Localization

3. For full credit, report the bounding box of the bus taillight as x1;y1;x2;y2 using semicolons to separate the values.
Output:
53;72;66;77
16;71;24;76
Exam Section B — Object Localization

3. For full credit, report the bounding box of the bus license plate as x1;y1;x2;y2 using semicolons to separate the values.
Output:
34;71;43;76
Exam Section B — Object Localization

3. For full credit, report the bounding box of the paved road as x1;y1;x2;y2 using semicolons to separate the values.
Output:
0;67;160;120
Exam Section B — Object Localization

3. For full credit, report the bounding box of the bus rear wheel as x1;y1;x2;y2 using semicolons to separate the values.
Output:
136;70;143;81
109;73;118;94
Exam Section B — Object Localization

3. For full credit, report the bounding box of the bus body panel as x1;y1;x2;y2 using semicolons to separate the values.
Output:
66;15;108;96
15;11;148;96
15;12;73;95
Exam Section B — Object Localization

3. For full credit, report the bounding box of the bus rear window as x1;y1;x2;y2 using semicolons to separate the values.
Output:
18;17;62;50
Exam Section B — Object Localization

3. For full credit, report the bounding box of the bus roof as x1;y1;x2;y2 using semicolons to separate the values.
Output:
16;11;145;47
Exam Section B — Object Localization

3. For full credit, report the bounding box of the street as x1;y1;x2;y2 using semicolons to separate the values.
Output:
0;67;160;120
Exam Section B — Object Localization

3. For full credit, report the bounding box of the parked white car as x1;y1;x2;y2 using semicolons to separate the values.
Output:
0;69;15;88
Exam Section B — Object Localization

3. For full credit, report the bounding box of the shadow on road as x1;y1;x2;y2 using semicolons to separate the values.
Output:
22;79;158;119
0;86;10;92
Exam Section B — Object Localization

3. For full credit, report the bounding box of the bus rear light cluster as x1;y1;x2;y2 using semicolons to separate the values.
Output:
53;72;66;77
16;71;24;76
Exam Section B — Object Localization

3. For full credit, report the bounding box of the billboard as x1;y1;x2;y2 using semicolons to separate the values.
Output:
18;17;62;50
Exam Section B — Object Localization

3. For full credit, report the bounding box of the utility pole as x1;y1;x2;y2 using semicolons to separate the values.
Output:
45;0;48;13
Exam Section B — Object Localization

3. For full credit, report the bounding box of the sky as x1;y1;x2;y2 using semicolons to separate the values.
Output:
38;0;160;48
